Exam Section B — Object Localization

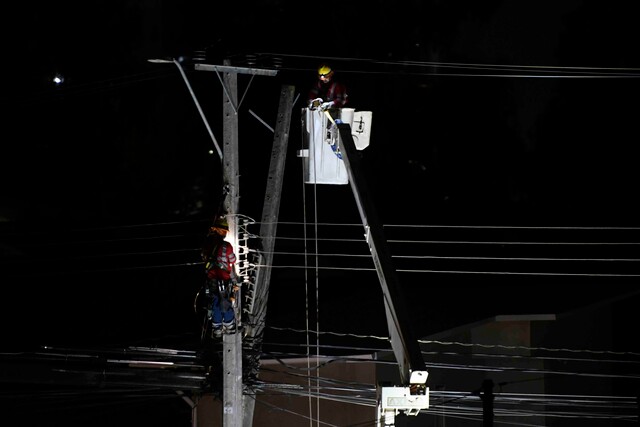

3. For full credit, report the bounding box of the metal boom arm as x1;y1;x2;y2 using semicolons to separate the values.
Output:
336;123;426;383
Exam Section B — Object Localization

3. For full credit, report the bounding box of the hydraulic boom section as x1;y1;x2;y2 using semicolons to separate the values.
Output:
336;123;429;426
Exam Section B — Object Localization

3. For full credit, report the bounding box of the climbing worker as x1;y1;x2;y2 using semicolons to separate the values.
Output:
308;63;348;112
201;216;239;337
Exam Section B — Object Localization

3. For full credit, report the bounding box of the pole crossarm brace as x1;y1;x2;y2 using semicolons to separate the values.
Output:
194;64;279;76
196;64;279;113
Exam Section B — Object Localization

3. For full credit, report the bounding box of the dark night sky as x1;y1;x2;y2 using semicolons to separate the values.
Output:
2;0;639;355
1;2;640;425
2;1;640;226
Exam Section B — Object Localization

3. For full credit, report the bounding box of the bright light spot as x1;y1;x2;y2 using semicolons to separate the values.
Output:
208;149;214;155
53;74;64;85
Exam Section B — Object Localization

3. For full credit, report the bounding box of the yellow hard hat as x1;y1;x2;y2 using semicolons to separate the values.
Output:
318;64;333;78
210;216;229;233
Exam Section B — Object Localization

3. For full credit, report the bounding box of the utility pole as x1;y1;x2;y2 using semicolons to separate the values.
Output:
242;85;296;427
481;379;494;427
221;58;242;427
194;59;278;427
149;56;278;426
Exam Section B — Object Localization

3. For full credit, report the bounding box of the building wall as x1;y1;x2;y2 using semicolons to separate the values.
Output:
252;357;377;427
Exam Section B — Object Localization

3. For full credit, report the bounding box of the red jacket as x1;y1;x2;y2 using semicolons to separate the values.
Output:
205;240;236;281
308;79;348;108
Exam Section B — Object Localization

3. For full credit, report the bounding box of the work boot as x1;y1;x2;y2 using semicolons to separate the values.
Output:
223;320;236;334
212;323;222;338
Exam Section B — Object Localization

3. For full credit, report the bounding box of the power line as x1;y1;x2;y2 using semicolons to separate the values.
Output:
4;221;640;279
256;52;640;78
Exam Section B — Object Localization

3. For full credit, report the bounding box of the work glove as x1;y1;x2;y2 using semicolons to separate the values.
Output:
320;101;334;111
309;98;323;110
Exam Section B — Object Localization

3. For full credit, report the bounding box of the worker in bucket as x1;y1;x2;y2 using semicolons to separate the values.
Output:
308;64;348;112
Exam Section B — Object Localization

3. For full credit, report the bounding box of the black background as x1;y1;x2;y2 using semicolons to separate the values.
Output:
2;0;639;364
1;2;640;426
